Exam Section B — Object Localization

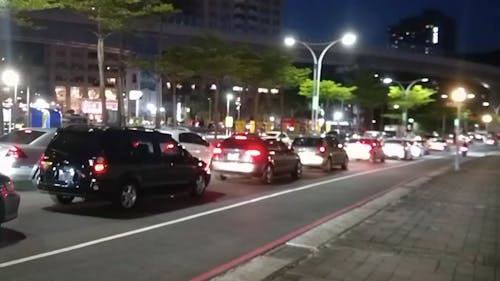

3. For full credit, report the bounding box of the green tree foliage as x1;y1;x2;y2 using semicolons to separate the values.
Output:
387;85;436;110
299;79;356;102
5;0;174;125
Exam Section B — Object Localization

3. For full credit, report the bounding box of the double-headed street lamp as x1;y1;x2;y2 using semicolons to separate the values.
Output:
1;69;20;133
383;77;429;136
284;32;357;133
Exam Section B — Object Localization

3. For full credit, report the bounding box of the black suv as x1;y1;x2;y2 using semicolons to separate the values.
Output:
211;134;302;184
34;127;210;209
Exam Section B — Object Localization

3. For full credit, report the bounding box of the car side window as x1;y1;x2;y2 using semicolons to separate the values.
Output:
158;133;181;157
267;140;282;152
130;133;158;160
277;141;289;152
179;132;209;147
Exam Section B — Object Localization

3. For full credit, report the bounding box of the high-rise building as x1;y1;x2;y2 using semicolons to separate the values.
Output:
388;9;456;55
168;0;283;36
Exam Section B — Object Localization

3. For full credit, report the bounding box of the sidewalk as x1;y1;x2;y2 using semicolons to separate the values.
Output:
269;156;500;281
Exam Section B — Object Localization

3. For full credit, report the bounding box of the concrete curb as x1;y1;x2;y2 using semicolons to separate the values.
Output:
210;166;450;281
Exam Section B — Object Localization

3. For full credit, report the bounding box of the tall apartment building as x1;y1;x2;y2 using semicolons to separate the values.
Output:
388;9;457;55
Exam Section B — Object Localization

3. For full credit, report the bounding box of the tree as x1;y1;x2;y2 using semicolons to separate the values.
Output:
134;48;195;127
299;79;356;109
182;35;248;139
5;0;174;125
387;84;436;110
350;72;388;129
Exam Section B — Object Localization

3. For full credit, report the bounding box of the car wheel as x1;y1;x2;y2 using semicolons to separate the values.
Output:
370;154;377;163
217;174;227;181
190;174;207;198
323;158;333;172
114;183;138;209
291;161;302;180
341;157;349;170
261;164;274;184
51;195;75;205
380;156;385;163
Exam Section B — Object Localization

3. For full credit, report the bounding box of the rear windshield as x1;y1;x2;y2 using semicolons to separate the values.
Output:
0;130;46;144
292;138;322;147
349;138;376;144
48;130;101;157
222;139;266;150
384;140;402;144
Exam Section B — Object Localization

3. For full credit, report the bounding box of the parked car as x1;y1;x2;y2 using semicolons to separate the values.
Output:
414;140;430;155
34;127;210;209
211;134;302;184
291;136;348;171
0;174;20;227
0;128;57;181
160;127;212;163
484;133;498;146
383;139;413;160
344;138;385;163
406;140;425;158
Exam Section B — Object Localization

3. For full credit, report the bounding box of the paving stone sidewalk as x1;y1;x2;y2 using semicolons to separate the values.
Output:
270;156;500;281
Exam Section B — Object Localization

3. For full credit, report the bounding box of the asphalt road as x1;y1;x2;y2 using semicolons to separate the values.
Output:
0;144;497;281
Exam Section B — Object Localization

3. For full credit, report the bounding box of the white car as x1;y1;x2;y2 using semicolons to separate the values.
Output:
262;131;291;146
160;127;212;164
0;128;57;181
382;139;413;160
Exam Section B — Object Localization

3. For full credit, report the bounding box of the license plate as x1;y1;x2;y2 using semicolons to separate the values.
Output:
227;153;240;161
57;169;73;183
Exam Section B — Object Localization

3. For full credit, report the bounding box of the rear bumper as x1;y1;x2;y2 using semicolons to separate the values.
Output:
1;193;20;223
37;179;116;198
346;150;371;160
211;161;264;176
298;154;325;167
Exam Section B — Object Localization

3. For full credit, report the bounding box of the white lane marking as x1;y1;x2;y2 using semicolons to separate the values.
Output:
0;159;430;268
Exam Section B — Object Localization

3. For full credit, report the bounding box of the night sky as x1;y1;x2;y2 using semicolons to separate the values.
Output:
284;0;500;53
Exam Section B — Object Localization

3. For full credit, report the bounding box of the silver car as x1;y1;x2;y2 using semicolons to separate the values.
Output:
0;128;57;181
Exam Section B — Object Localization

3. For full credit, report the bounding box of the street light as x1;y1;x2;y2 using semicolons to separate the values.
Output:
1;69;20;133
383;77;429;136
284;32;357;133
482;114;493;131
450;87;467;172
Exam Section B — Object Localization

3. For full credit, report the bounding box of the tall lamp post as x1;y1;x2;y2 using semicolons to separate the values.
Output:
482;114;493;131
383;77;429;136
450;87;467;171
226;93;233;136
1;69;20;133
284;32;357;133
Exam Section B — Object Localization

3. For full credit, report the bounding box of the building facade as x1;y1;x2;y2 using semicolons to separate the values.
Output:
388;9;457;56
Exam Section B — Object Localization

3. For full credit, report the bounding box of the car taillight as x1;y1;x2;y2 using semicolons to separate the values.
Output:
317;146;326;154
245;149;261;157
92;156;108;175
213;147;223;155
6;146;27;159
163;142;176;151
1;181;15;198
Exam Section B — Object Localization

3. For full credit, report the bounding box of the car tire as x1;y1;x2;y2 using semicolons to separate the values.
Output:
261;164;274;184
190;174;207;198
51;195;75;205
114;183;138;209
341;157;349;170
380;156;385;163
291;161;302;180
217;174;227;181
323;158;333;172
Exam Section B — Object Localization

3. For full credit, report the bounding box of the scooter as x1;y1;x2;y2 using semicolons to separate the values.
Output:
459;144;468;157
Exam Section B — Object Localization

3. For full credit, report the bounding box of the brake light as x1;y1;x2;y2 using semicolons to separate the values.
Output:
318;146;326;154
245;149;261;157
92;156;108;175
213;147;223;155
6;146;27;158
24;129;32;134
39;154;53;170
1;181;15;198
164;142;176;151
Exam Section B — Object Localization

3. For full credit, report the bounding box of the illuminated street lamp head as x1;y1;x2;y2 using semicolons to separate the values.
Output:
284;36;296;47
482;114;493;124
341;32;357;46
451;87;467;103
482;101;490;107
421;78;430;83
408;118;415;124
393;104;400;109
226;93;234;101
382;77;393;84
1;69;20;87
